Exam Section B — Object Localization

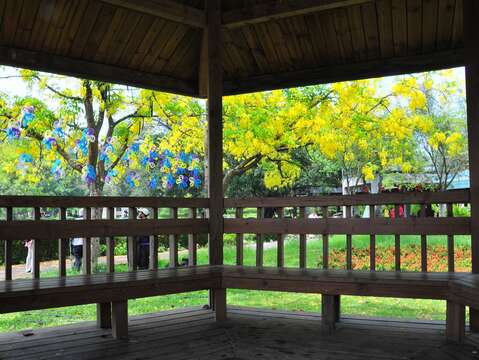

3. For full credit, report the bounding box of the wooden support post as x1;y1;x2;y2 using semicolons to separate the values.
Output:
33;207;41;279
4;207;13;281
205;0;224;312
150;208;159;270
111;300;128;339
420;204;428;272
321;294;340;334
447;203;455;272
58;207;67;277
256;207;263;267
470;308;479;333
277;207;284;267
322;206;329;269
345;205;352;270
127;207;137;271
369;205;376;271
465;0;479;330
83;208;92;275
235;207;243;265
299;206;307;269
106;207;115;273
394;204;401;272
169;207;179;268
446;301;465;343
187;208;197;266
96;302;112;329
213;288;227;322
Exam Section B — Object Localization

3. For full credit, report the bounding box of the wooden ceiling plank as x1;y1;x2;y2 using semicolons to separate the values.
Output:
266;21;294;71
406;0;423;55
422;0;439;52
94;7;129;63
29;0;56;50
81;4;117;60
294;16;319;67
222;30;249;76
69;1;103;58
436;0;455;50
56;0;89;55
165;30;202;80
14;0;40;48
43;0;72;53
0;45;198;96
240;26;271;73
391;0;408;56
333;8;355;62
99;0;205;28
117;14;154;67
451;0;463;48
223;0;374;29
347;5;368;61
106;11;142;64
139;21;179;71
223;48;464;96
360;2;380;59
160;29;196;74
253;23;284;72
151;24;190;73
376;0;394;58
2;0;24;44
278;18;305;67
225;28;259;76
129;18;166;69
318;11;342;64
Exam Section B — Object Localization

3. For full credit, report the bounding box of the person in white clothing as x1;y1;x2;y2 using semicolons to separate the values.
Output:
24;239;33;273
71;209;85;271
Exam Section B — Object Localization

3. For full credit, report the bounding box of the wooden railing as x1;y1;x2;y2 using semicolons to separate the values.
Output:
0;196;209;280
224;189;471;272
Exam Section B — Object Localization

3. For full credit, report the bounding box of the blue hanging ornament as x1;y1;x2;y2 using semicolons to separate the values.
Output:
84;164;96;184
53;121;65;140
22;106;35;128
6;127;21;140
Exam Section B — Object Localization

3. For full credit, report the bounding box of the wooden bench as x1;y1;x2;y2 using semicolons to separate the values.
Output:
1;265;478;343
0;266;223;339
221;265;478;343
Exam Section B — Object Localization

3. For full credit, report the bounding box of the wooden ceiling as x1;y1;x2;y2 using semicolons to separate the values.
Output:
0;0;464;98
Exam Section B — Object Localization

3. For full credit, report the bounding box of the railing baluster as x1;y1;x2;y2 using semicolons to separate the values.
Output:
235;207;244;266
83;207;92;275
447;203;455;272
299;206;307;269
169;208;178;268
394;204;401;272
370;205;376;272
59;207;67;277
188;208;197;267
4;207;13;280
106;207;115;273
150;208;159;270
420;204;427;272
33;207;41;279
127;207;137;271
256;207;263;267
346;205;352;270
277;207;284;267
322;206;329;269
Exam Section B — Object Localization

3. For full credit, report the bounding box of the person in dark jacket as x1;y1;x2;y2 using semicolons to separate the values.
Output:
137;208;150;269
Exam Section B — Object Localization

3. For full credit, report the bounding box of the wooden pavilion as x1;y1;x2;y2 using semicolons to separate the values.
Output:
1;0;479;358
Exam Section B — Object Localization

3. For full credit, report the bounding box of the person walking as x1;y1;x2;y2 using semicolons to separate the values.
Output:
137;208;151;270
71;209;84;272
24;239;33;273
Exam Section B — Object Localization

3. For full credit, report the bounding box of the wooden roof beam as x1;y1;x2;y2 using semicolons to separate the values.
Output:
222;0;373;29
99;0;205;28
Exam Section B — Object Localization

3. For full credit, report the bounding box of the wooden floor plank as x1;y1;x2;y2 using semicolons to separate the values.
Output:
1;307;478;359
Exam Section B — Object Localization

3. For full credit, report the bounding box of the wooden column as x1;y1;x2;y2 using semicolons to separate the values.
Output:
169;208;179;268
321;294;340;334
111;300;128;339
83;208;92;275
106;207;115;273
205;0;225;317
299;207;307;268
127;207;137;271
446;300;465;343
33;207;41;279
58;207;67;277
235;207;244;265
464;0;479;333
256;207;264;267
369;205;376;271
4;207;13;281
96;302;112;329
150;208;159;270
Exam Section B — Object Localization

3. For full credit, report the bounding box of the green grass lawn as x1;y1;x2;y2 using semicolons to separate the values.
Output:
0;234;471;332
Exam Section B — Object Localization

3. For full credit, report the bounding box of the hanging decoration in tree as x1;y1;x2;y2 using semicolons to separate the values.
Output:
10;107;203;191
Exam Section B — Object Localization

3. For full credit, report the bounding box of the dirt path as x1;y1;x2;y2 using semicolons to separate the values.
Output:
1;249;189;280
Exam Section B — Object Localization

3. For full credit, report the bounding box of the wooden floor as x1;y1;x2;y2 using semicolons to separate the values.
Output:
0;307;478;359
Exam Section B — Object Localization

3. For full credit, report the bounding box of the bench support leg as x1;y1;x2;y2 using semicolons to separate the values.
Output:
322;295;340;334
96;303;112;329
112;300;128;340
470;308;479;333
446;301;465;343
211;289;227;322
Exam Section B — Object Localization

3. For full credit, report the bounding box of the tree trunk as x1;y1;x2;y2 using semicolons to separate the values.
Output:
89;184;102;272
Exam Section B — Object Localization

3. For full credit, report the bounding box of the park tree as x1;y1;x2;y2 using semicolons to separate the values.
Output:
392;70;468;191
